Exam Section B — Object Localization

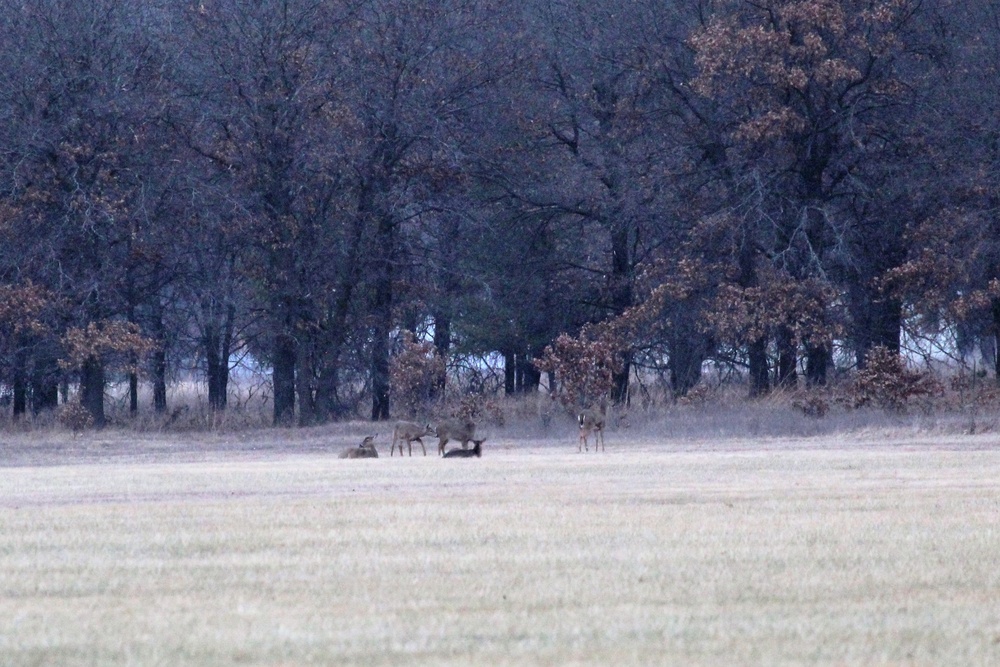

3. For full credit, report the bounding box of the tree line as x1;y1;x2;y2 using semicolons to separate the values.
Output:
0;0;997;426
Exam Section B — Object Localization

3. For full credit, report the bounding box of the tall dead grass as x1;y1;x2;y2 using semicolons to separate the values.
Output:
2;376;998;447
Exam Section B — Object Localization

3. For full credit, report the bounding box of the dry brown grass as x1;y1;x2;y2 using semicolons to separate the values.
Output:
1;428;999;665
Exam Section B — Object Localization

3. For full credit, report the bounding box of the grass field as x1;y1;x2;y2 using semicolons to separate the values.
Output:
1;427;999;666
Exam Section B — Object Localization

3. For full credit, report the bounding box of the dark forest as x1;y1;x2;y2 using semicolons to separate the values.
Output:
0;0;996;427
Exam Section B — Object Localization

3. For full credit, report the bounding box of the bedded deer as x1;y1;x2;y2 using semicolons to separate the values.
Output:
578;401;606;452
391;421;434;456
339;435;379;459
434;417;477;456
443;438;485;458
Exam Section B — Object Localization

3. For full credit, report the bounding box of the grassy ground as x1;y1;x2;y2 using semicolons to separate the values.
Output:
1;428;999;666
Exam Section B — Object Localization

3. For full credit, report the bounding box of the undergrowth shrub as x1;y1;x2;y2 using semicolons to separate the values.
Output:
534;333;621;408
452;394;505;427
676;384;712;407
58;403;93;434
390;331;446;419
946;371;999;406
792;393;831;418
849;346;942;413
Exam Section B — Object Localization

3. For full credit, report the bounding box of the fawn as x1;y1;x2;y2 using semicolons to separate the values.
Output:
339;435;379;459
443;438;485;458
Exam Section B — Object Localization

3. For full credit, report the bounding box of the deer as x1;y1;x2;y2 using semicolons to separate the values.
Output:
434;417;477;456
391;421;435;457
578;399;607;452
339;435;379;459
443;438;485;458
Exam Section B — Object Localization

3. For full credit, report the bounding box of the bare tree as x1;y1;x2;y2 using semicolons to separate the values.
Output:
688;0;946;387
176;0;355;425
0;0;175;424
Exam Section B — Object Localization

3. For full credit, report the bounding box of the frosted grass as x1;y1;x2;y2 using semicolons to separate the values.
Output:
1;441;999;665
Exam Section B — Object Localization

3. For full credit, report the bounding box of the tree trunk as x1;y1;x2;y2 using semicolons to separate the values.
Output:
609;214;635;406
993;297;1000;386
517;352;541;393
151;348;167;414
873;298;902;354
150;299;167;413
738;211;769;398
80;355;106;428
370;212;394;422
205;324;222;410
152;352;167;414
855;295;902;369
432;311;451;398
776;326;797;390
205;302;235;412
748;336;770;398
503;350;515;395
272;333;296;426
312;305;352;423
313;242;364;421
12;374;26;420
668;332;710;398
370;321;390;421
611;349;632;405
27;349;59;415
205;333;229;412
805;343;829;386
313;364;340;422
128;370;138;416
30;380;59;414
296;344;317;427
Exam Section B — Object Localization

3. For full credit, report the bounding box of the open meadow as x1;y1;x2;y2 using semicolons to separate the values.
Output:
1;423;999;666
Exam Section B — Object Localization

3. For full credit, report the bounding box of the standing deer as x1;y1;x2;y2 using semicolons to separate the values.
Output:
443;438;485;458
578;400;606;452
391;421;434;456
434;417;477;456
339;435;379;459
